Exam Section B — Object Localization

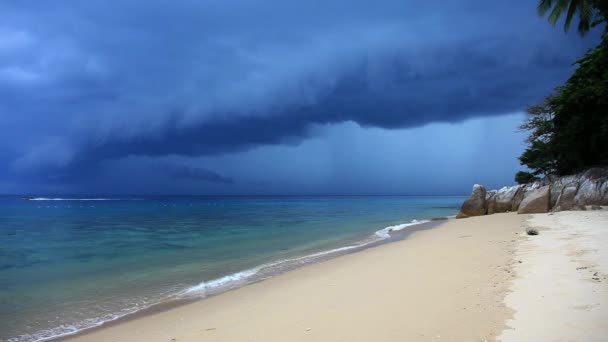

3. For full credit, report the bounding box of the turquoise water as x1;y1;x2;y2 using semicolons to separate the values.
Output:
0;195;464;341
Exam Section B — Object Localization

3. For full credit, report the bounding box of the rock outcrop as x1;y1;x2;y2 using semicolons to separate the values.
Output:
553;185;580;211
456;184;487;218
487;185;524;214
457;167;607;218
517;186;551;214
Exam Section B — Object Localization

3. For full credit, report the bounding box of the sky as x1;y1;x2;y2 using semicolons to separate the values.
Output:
0;0;601;195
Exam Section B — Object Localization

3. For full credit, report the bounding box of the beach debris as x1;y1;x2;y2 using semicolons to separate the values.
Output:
526;228;539;236
431;216;448;221
205;328;216;331
306;328;312;332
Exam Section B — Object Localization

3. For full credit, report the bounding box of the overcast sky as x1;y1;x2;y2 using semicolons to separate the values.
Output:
0;0;601;195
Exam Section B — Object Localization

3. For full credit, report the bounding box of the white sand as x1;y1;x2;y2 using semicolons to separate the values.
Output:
499;209;608;341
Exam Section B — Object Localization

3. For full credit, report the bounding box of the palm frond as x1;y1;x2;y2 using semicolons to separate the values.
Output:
538;0;555;15
564;0;580;31
537;0;595;35
548;0;571;25
577;0;593;34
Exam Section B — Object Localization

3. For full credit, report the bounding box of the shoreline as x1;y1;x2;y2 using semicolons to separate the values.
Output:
44;210;608;341
48;219;446;342
63;213;524;342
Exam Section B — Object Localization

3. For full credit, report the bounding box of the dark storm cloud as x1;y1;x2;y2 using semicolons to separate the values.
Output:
0;0;600;182
165;164;234;184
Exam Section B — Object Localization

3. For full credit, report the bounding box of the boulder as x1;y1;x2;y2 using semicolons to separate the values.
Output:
553;186;579;211
511;186;525;211
574;175;608;207
457;184;487;218
518;186;551;214
486;192;497;215
517;185;551;214
549;174;578;208
550;184;563;208
490;185;523;214
459;167;608;216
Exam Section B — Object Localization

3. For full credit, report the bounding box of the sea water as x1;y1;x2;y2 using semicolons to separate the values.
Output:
0;195;464;341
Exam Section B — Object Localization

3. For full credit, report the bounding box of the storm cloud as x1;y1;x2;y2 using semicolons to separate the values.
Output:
165;164;234;184
0;0;601;193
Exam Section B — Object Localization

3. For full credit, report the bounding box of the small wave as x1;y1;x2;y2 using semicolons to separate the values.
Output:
183;220;430;298
8;304;154;342
182;268;260;297
374;219;429;239
181;244;366;298
7;284;183;342
28;198;142;201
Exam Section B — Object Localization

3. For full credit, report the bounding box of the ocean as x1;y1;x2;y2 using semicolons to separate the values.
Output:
0;195;465;341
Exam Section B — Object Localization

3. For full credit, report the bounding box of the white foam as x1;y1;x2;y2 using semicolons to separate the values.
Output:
182;268;260;297
181;243;367;298
8;303;156;342
28;198;142;201
183;219;431;297
374;219;429;239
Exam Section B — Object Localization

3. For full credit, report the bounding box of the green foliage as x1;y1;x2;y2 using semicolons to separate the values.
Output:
537;0;607;35
551;36;608;174
519;96;556;144
518;140;558;175
518;1;608;183
515;171;540;185
518;34;608;178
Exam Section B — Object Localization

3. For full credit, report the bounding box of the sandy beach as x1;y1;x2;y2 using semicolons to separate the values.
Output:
64;210;608;342
500;210;608;341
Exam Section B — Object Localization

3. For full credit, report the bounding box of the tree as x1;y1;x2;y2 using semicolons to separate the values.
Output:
516;35;608;178
550;36;608;174
537;0;608;35
515;171;539;185
516;1;607;183
516;94;558;178
518;140;558;176
519;95;556;145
